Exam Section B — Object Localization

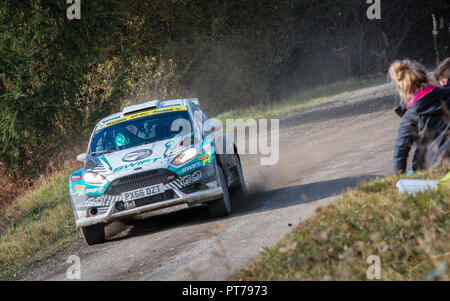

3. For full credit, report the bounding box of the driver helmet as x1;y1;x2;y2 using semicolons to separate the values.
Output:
115;133;130;150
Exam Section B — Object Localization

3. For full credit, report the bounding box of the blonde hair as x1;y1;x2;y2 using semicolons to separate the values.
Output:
389;60;429;105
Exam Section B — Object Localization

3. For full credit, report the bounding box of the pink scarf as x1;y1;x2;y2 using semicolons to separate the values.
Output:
406;85;439;109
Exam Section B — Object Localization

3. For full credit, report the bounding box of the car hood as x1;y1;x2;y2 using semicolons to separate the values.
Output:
85;137;188;179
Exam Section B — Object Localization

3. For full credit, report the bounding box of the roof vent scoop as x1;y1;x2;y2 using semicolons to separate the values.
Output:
123;100;160;116
188;98;199;106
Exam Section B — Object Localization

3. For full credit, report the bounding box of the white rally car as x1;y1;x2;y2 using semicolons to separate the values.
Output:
69;99;246;245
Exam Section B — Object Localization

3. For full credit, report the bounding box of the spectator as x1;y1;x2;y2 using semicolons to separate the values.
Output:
435;57;450;87
389;60;450;173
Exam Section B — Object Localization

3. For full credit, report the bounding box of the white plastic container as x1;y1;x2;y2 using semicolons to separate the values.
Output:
396;179;439;194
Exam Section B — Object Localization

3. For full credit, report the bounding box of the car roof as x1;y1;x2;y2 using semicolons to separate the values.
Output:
96;98;199;126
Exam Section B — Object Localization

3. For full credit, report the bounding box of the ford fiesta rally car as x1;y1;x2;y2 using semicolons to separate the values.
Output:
69;99;246;245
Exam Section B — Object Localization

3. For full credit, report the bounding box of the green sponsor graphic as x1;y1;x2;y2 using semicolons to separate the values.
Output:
164;137;181;157
170;150;216;176
99;156;112;170
113;158;162;172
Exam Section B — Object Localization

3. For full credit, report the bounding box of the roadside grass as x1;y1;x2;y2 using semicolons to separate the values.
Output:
0;171;77;279
216;77;385;122
238;167;450;281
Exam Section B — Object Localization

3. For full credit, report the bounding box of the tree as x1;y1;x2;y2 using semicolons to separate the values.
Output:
0;0;119;176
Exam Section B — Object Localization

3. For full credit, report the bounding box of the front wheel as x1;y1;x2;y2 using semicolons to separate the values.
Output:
81;224;106;246
208;165;231;218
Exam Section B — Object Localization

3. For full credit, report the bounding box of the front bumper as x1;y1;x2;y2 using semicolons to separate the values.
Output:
72;164;223;228
75;186;223;227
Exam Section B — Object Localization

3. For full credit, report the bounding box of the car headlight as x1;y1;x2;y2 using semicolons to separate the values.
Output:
172;148;198;166
83;172;106;185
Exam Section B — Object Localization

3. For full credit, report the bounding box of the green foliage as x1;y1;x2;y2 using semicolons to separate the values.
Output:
0;170;77;278
0;1;120;176
113;0;450;114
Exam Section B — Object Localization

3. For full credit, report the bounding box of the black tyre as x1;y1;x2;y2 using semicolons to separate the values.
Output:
81;224;106;246
232;155;247;195
208;165;231;218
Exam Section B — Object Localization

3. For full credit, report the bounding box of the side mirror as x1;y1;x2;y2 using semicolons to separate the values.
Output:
76;153;87;162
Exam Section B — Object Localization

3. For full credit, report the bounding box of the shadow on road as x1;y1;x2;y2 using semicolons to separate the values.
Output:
232;174;380;215
106;173;380;242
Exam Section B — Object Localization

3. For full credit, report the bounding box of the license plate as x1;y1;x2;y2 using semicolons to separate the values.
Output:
121;184;165;203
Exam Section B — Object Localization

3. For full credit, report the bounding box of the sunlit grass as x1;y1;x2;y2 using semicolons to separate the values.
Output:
0;171;77;279
216;78;385;122
238;168;449;281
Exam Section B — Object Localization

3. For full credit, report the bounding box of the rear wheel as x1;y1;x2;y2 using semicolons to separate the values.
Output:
81;224;106;246
208;165;231;218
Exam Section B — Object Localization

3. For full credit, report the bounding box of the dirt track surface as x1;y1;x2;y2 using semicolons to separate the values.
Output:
17;83;401;281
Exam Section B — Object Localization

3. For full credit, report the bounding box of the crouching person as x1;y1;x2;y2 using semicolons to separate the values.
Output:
389;60;450;174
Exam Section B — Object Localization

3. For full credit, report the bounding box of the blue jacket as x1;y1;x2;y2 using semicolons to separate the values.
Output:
393;84;450;173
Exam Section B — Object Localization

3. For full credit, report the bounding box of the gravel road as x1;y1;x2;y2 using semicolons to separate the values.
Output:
17;83;401;281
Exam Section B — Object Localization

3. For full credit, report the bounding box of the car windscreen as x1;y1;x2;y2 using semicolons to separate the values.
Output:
89;110;193;155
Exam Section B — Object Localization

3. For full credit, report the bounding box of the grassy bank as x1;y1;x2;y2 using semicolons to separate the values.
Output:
238;168;450;281
216;77;385;122
0;171;77;279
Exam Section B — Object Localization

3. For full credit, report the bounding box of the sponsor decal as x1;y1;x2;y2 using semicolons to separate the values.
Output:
202;156;212;166
71;175;81;182
181;171;202;186
113;158;162;173
198;153;210;161
80;195;119;208
104;106;188;128
122;149;153;162
75;185;85;191
181;161;202;174
73;185;86;196
85;187;102;194
99;156;112;170
163;139;177;157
